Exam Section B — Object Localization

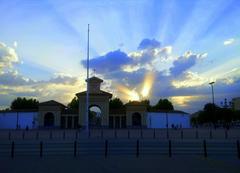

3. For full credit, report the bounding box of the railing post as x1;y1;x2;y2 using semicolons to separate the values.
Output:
237;140;240;159
75;131;78;140
74;141;77;157
209;129;212;139
49;131;52;139
136;140;139;157
114;129;117;139
63;131;66;140
153;129;156;139
181;130;183;140
203;140;207;158
22;131;25;140
40;141;43;158
225;129;228;139
195;130;199;139
167;129;169;139
168;140;172;157
101;129;103;139
11;141;15;159
8;131;11;140
105;140;108;158
36;131;39;140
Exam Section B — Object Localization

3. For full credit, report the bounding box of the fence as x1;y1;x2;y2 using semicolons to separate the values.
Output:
1;128;240;140
0;139;239;159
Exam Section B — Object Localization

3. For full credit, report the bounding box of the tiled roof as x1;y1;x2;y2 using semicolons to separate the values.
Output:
39;100;66;107
76;90;112;97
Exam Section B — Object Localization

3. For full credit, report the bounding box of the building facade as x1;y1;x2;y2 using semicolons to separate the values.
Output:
0;76;190;129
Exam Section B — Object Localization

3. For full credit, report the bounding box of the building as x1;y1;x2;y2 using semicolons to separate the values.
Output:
232;97;240;110
147;110;190;128
0;76;190;129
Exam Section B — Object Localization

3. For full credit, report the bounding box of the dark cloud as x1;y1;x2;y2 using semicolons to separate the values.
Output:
138;38;161;50
0;71;35;86
81;50;132;74
170;53;198;76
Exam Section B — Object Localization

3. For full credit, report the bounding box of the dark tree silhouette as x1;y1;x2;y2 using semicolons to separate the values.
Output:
67;97;79;110
11;97;39;110
109;98;124;109
153;99;174;110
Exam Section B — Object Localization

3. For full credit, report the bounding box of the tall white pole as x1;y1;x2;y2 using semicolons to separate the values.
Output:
86;24;90;131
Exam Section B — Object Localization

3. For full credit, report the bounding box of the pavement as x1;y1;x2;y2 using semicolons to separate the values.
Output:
1;155;240;173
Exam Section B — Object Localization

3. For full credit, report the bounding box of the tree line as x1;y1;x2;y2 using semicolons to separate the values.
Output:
191;103;240;127
4;97;174;111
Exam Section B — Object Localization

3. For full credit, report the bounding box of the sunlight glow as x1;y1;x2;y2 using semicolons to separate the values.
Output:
141;72;155;98
116;85;140;101
169;95;205;107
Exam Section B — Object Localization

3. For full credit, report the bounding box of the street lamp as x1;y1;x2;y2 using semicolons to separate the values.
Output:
209;82;215;105
209;82;215;128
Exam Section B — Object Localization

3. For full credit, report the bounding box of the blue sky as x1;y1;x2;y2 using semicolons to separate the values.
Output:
0;0;240;113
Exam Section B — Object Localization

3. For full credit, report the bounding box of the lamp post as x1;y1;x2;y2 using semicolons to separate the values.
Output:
209;82;215;105
209;82;215;128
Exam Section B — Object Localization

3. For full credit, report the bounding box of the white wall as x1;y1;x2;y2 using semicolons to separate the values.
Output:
0;112;38;129
147;112;190;128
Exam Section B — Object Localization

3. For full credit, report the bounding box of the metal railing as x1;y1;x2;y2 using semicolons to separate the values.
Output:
0;139;239;159
1;128;240;140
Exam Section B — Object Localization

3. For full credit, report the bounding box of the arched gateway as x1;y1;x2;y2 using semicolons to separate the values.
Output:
76;77;112;128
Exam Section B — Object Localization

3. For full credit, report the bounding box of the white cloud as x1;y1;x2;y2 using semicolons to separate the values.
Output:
223;38;235;45
0;42;19;70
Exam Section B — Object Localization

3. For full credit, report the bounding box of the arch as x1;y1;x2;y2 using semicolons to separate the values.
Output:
132;112;141;127
44;112;54;127
89;105;102;128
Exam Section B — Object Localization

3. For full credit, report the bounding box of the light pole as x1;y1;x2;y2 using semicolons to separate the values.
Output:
209;82;215;128
209;82;215;105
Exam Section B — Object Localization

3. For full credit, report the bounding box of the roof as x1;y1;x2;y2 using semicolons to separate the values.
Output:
76;90;112;98
86;76;103;83
148;110;189;114
39;100;66;107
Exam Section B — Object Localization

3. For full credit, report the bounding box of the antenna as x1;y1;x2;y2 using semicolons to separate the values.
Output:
85;24;90;132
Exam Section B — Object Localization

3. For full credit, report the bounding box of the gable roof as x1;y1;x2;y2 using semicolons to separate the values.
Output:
76;90;112;98
39;100;66;107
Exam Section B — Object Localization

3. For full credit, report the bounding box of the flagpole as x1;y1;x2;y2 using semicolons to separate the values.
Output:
86;24;90;132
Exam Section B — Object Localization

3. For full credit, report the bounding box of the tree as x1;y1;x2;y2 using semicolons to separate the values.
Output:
11;97;39;110
109;98;124;109
153;99;174;110
140;99;152;111
68;97;79;110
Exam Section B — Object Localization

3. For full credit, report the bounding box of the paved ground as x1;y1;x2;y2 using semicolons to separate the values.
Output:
1;156;240;173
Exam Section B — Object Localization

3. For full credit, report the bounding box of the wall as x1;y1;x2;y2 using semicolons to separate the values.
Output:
147;112;190;128
0;112;38;129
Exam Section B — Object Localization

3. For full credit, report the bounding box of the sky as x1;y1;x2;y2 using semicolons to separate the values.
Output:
0;0;240;113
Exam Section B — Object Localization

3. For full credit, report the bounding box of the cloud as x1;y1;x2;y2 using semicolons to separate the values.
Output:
223;38;235;45
170;51;206;76
81;50;132;74
138;38;161;50
0;42;19;71
0;71;35;86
